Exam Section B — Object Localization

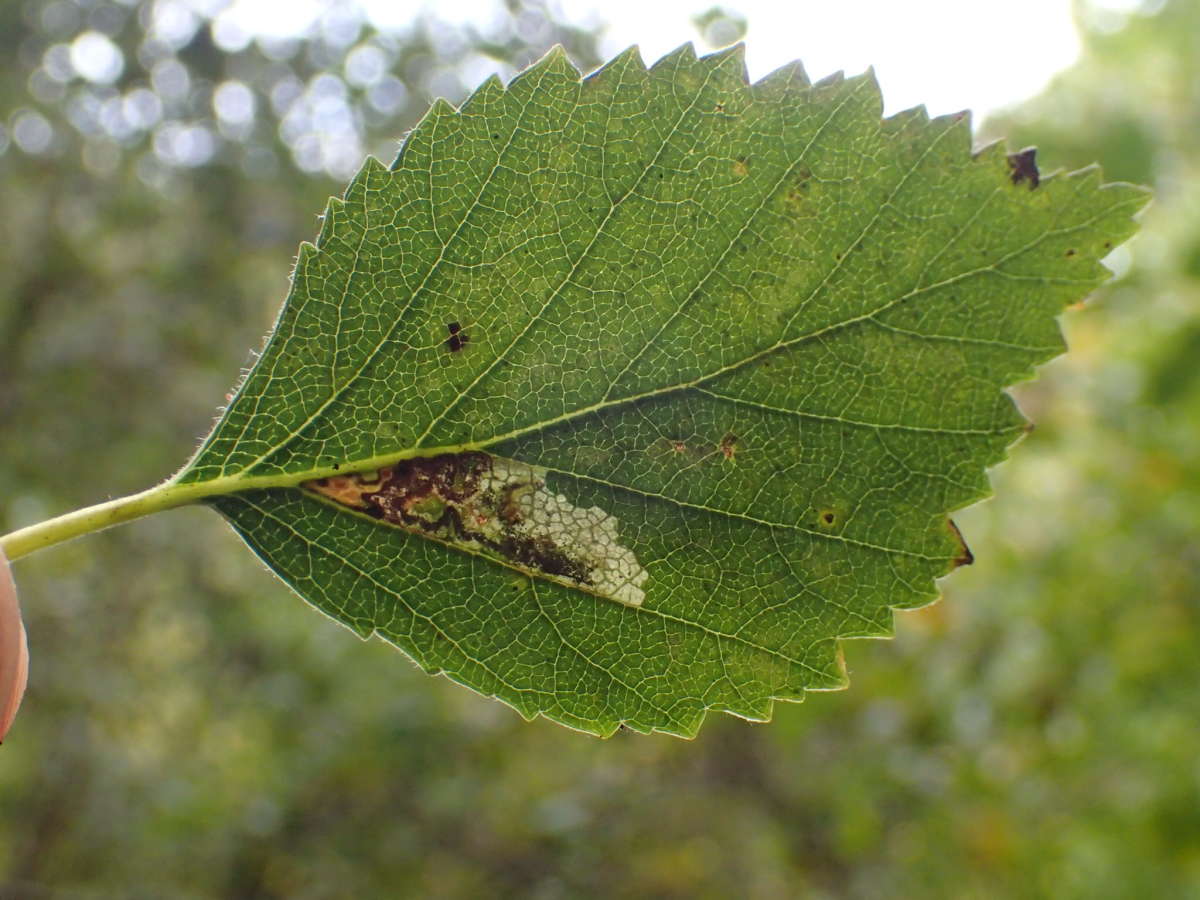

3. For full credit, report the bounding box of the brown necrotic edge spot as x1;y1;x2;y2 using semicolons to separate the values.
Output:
1007;147;1040;189
947;518;974;568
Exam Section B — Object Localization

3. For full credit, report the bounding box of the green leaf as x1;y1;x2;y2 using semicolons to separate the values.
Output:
178;44;1147;737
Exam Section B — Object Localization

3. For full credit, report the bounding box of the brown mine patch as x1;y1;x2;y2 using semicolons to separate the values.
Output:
309;452;493;537
947;518;974;568
719;432;738;461
497;534;590;583
732;156;749;178
1007;147;1039;189
303;452;649;607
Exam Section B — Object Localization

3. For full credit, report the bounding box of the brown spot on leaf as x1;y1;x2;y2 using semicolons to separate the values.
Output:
947;519;974;568
785;176;811;212
732;156;749;178
445;321;469;352
719;433;738;461
1007;147;1039;189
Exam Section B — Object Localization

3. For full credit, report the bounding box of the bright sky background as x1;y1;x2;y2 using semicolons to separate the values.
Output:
223;0;1088;122
212;0;1148;123
553;0;1083;120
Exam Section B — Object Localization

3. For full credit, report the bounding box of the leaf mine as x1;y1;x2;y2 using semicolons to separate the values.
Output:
305;453;648;608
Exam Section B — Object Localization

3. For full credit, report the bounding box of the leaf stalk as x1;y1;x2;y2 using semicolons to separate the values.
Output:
0;442;485;561
0;481;208;561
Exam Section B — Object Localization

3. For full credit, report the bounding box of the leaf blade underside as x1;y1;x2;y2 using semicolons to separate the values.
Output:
187;44;1148;736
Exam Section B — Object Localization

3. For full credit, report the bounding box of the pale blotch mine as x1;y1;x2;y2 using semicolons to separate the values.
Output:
484;459;648;608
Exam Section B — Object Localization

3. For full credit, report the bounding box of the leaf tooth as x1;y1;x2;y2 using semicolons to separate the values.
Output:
649;41;700;74
812;69;846;89
426;96;458;118
358;153;391;183
703;40;746;67
1098;178;1154;209
508;43;578;93
971;138;1006;163
1067;171;1153;241
927;109;973;155
703;42;752;93
584;43;646;84
313;156;384;249
754;57;811;92
856;64;881;102
291;240;317;281
389;96;458;173
314;197;345;250
928;107;970;133
883;104;932;135
849;67;886;119
458;72;505;113
1053;161;1104;190
412;97;457;138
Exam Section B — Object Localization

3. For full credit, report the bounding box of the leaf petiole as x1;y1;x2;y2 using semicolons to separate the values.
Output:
0;442;488;561
0;481;210;561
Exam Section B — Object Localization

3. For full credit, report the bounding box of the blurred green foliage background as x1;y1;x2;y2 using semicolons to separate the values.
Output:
1;1;1197;896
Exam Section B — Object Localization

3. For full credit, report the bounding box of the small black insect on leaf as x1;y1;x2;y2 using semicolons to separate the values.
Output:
1008;147;1040;189
445;321;469;353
